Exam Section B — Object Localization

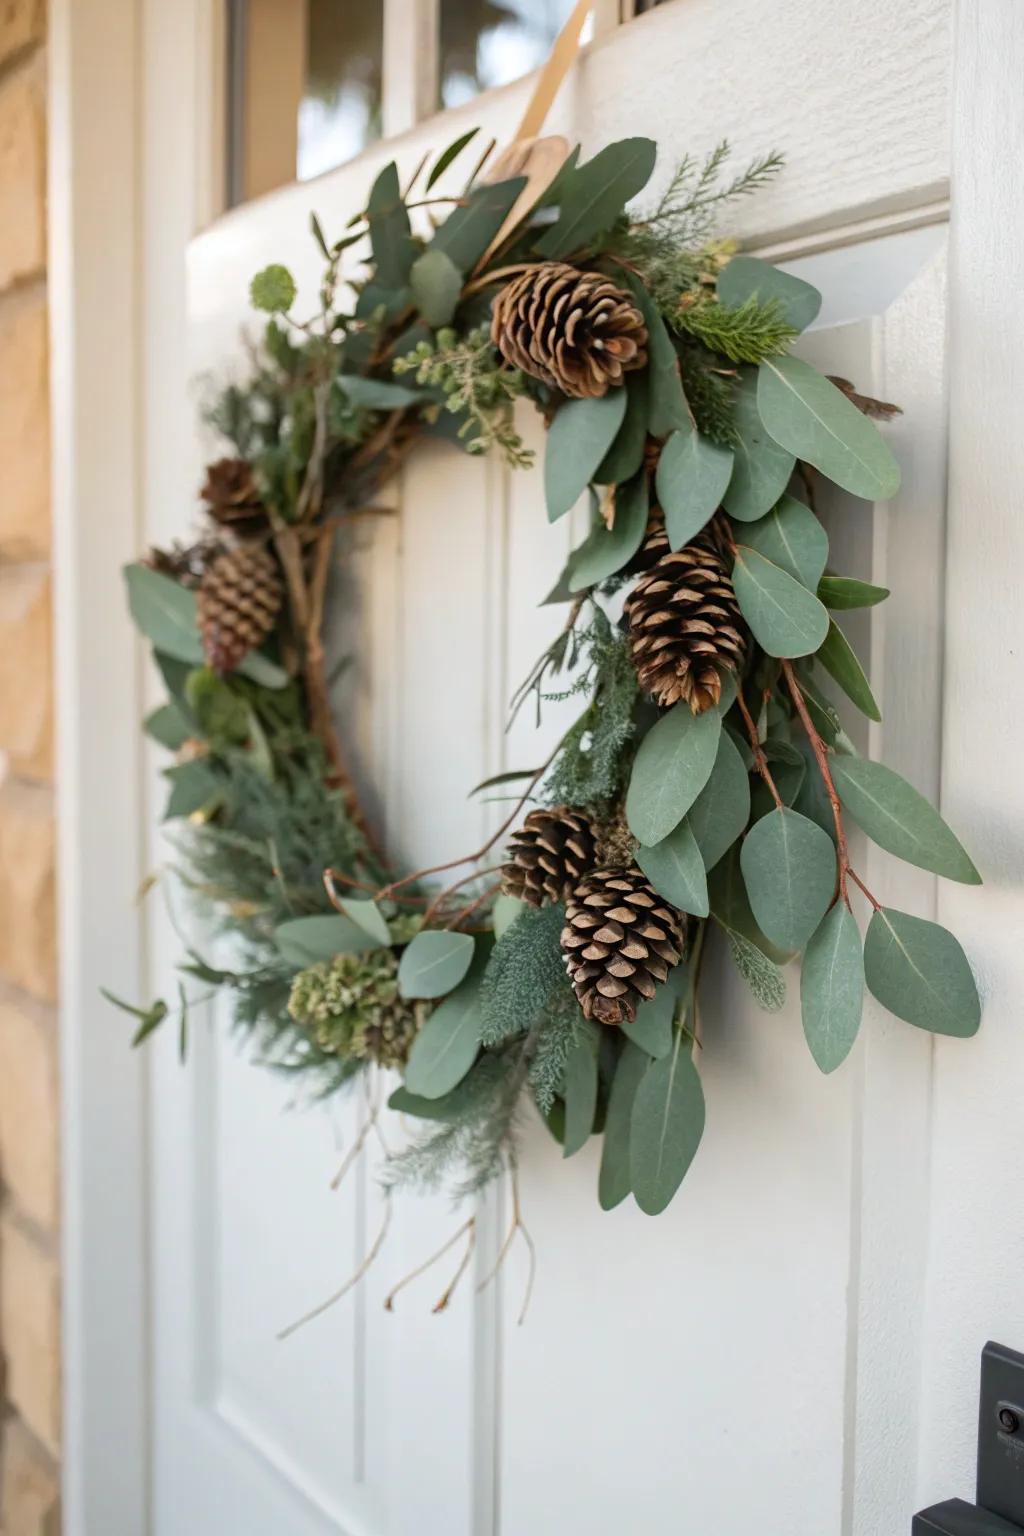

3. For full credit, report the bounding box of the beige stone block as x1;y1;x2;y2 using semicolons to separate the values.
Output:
0;1218;60;1452
1;1416;60;1536
0;0;45;71
0;67;46;291
0;291;50;561
0;565;52;777
0;991;57;1228
0;780;56;1003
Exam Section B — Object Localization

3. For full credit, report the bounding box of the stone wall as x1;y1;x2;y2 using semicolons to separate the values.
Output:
0;2;61;1531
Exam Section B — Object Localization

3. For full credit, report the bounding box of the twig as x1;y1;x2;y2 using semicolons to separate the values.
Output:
330;1105;378;1192
419;864;504;928
324;866;427;908
432;1222;477;1313
278;1197;392;1340
735;689;784;811
382;1217;476;1312
460;262;535;299
477;1171;537;1326
444;881;501;932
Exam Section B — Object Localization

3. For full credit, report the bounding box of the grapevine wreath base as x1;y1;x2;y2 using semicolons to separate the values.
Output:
113;129;981;1321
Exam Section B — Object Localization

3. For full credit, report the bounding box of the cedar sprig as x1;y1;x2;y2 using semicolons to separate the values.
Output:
675;292;797;364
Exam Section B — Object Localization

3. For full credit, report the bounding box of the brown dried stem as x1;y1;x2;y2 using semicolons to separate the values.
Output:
278;1196;393;1341
735;689;784;811
383;1217;476;1313
477;1171;537;1327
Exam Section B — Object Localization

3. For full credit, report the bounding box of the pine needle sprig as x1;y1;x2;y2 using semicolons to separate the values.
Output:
675;293;797;364
543;610;640;810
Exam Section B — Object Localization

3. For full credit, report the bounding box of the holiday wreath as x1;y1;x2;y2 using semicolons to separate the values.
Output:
113;129;981;1306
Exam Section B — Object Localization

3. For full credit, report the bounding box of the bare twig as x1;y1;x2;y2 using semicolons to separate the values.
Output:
477;1171;537;1326
735;689;784;811
383;1217;476;1312
278;1197;392;1340
432;1222;477;1313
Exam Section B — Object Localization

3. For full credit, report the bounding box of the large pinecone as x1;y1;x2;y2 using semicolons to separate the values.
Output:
561;866;684;1026
491;262;648;399
501;806;597;907
196;544;283;674
200;457;267;539
624;523;746;713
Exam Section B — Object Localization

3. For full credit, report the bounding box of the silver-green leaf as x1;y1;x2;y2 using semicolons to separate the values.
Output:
274;915;379;966
625;703;722;846
740;495;828;590
635;818;709;917
656;421;734;549
757;356;901;501
630;1034;706;1215
864;907;981;1036
830;756;981;884
816;619;881;722
397;930;475;1000
800;901;864;1072
817;574;890;610
718;256;821;331
403;959;486;1098
536;137;657;259
334;896;391;946
598;1042;649;1210
740;807;837;952
732;545;830;658
723;371;796;521
568;473;648;590
545;390;628;522
409;248;463;326
688;729;751;871
562;1031;599;1158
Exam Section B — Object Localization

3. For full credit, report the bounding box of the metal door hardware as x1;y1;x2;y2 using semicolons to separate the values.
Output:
915;1343;1024;1534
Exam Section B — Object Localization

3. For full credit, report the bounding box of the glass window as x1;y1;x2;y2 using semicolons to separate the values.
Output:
299;1;384;182
439;0;578;110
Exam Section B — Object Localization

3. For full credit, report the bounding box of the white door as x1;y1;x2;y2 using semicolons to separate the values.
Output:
58;2;1024;1533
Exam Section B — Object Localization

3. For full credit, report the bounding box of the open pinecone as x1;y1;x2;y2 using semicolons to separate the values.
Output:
561;866;684;1026
491;262;648;399
197;544;283;675
200;457;267;539
501;806;597;907
624;521;746;713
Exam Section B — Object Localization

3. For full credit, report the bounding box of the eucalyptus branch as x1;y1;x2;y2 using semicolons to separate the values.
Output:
735;688;784;811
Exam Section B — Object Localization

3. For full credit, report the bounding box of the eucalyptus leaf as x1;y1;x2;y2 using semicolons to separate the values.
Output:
163;761;221;821
718;255;822;331
595;369;649;485
625;703;722;846
740;807;837;951
403;952;488;1098
598;1042;649;1210
816;619;881;722
568;473;648;590
334;897;391;946
801;901;864;1072
625;278;689;437
635;818;709;917
630;1033;706;1215
409;248;463;327
425;127;479;190
274;914;379;965
688;730;751;871
536;137;657;259
397;930;475;1000
621;965;686;1059
708;846;792;963
562;1032;599;1157
144;701;191;751
338;375;427;409
758;356;901;500
366;162;415;288
431;177;526;271
741;495;828;590
656;422;734;548
545;390;628;522
723;371;796;520
864;907;981;1036
492;893;525;940
817;574;890;610
830;756;981;884
124;564;289;688
732;546;830;658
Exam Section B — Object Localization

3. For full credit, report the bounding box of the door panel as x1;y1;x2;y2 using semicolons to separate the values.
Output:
148;7;954;1532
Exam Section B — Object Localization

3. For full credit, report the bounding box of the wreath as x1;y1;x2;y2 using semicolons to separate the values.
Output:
113;129;981;1315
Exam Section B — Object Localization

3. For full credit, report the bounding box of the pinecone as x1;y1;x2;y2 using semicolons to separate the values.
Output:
624;524;746;713
196;544;283;674
501;806;597;907
200;457;268;539
491;262;648;399
561;866;684;1026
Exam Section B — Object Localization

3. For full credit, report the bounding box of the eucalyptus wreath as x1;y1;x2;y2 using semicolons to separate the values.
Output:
114;129;981;1305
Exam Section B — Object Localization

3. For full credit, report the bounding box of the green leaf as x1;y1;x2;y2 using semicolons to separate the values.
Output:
162;761;221;821
366;162;415;288
718;255;821;331
536;137;657;259
630;1033;706;1215
732;545;830;658
817;574;890;610
801;901;864;1072
635;819;709;917
741;495;828;590
403;949;489;1097
309;212;330;258
337;375;427;409
237;649;290;690
431;177;526;271
816;619;881;722
274;915;378;965
830;756;981;884
185;667;249;745
740;807;837;951
598;1041;649;1210
562;1031;599;1157
757;357;901;500
397;930;475;999
708;846;791;963
725;929;786;1012
567;473;648;590
545;390;628;522
595;369;649;485
332;896;391;945
249;263;296;314
410;248;463;327
144;701;191;750
426;127;479;190
656;421;734;548
864;907;980;1036
688;729;751;871
625;278;689;437
723;371;796;520
626;703;722;846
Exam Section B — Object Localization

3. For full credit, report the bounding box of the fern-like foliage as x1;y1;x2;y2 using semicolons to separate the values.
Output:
527;991;581;1115
676;294;796;364
543;611;640;809
479;902;571;1046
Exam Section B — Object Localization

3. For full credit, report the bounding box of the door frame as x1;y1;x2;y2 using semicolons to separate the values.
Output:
51;1;1015;1530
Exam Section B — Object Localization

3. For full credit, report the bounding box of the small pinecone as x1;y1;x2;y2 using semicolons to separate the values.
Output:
196;544;283;674
491;262;648;399
561;866;684;1026
200;457;267;539
501;806;597;907
624;524;746;713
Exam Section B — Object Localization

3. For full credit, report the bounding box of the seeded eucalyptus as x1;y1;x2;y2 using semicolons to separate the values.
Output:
115;129;981;1244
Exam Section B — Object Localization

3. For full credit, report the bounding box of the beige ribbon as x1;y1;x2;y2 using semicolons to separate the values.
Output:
514;0;594;142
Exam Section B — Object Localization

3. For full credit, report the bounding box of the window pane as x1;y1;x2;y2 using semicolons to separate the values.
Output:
439;0;577;110
298;1;384;182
